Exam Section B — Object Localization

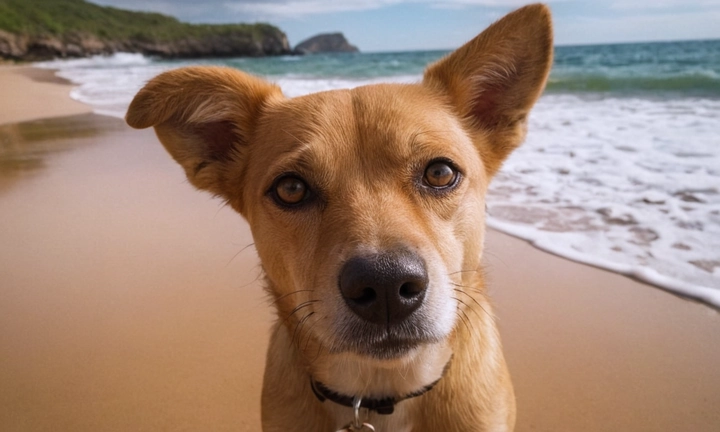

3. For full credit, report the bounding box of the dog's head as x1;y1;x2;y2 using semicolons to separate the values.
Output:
127;4;551;393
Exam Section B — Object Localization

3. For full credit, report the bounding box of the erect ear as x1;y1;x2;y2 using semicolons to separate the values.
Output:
423;3;553;177
126;66;283;201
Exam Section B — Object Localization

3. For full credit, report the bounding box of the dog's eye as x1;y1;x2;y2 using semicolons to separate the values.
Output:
424;161;458;188
273;176;309;205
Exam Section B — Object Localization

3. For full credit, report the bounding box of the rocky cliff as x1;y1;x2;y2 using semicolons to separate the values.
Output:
0;0;292;61
0;29;291;61
294;33;359;55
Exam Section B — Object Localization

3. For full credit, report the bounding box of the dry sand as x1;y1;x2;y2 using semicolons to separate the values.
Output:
0;68;718;431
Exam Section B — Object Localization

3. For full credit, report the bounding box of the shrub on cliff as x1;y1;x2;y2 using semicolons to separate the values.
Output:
0;0;291;60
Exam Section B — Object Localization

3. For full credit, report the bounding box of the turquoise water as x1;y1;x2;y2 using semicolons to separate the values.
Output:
169;39;720;98
212;50;446;79
550;40;720;97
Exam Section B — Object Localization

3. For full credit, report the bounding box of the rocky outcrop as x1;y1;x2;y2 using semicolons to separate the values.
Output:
0;29;291;61
294;33;359;55
124;30;291;59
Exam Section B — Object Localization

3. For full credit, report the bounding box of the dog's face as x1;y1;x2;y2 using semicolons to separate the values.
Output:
242;84;487;361
127;3;552;393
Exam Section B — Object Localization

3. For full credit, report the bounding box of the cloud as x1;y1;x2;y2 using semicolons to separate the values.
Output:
610;0;720;10
227;0;554;17
429;0;540;10
91;0;562;21
224;0;404;18
555;8;720;45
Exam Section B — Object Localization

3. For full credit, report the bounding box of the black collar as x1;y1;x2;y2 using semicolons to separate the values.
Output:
309;359;451;415
310;377;441;415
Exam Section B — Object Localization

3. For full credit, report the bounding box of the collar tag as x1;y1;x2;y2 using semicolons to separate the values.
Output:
335;397;375;432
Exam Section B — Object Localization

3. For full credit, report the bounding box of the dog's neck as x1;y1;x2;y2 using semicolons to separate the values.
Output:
306;337;454;402
310;356;450;415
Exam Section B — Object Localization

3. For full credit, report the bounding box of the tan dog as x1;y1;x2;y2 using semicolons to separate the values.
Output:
126;4;552;431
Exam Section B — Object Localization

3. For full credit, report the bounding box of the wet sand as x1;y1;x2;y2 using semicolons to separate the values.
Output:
487;231;720;431
1;69;719;431
0;66;91;125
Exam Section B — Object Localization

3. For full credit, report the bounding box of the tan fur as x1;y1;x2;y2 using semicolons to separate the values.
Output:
126;4;553;431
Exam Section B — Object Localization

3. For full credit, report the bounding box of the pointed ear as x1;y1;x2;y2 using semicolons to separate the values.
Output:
126;66;283;200
423;3;553;177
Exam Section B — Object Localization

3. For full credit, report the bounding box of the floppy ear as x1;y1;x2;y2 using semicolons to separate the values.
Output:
126;66;283;201
423;3;553;177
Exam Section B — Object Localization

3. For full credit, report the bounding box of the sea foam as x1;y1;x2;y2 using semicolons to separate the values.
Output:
491;95;720;303
37;53;720;308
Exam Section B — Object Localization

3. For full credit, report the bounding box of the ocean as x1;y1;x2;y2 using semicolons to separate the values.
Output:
37;39;720;307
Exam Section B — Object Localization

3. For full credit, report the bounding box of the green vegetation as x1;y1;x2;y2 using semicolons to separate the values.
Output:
0;0;281;43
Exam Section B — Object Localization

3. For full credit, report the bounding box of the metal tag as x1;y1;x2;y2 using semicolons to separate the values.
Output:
334;396;375;432
336;422;375;432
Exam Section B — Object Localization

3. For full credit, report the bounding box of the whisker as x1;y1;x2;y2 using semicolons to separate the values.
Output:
453;287;492;318
301;314;324;354
453;296;476;331
451;296;471;332
451;281;486;292
451;283;491;304
292;312;315;347
454;311;470;334
238;264;264;289
448;268;482;276
282;300;320;324
225;242;256;267
458;307;474;332
214;201;231;217
482;248;509;269
268;289;315;307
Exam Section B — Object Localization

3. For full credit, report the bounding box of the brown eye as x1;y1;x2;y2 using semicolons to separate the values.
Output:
274;176;308;205
424;161;458;188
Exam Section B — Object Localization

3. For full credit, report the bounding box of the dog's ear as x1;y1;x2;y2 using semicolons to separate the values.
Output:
423;3;553;177
126;66;282;200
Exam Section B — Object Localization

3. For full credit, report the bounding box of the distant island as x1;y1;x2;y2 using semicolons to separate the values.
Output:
294;33;359;55
0;0;292;61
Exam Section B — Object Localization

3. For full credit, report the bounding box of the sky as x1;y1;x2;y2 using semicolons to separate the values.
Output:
89;0;720;52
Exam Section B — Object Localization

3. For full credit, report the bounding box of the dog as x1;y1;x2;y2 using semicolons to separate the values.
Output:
126;4;552;431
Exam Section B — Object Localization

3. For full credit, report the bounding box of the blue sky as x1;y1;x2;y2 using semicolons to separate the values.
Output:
90;0;720;51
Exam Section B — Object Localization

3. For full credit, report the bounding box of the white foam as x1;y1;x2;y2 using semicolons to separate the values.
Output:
489;219;720;308
39;56;720;308
37;53;171;118
273;74;419;98
489;95;720;306
36;54;419;117
36;52;152;69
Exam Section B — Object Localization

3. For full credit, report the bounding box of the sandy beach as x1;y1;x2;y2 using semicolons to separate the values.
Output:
1;68;719;431
0;67;91;125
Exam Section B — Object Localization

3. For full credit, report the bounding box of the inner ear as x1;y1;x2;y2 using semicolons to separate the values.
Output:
470;82;516;130
194;120;240;162
181;120;242;177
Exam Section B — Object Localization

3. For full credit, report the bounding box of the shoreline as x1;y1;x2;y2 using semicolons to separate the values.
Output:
489;218;720;309
1;67;719;431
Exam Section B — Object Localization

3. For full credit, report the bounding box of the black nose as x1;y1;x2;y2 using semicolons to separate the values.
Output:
339;250;428;326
